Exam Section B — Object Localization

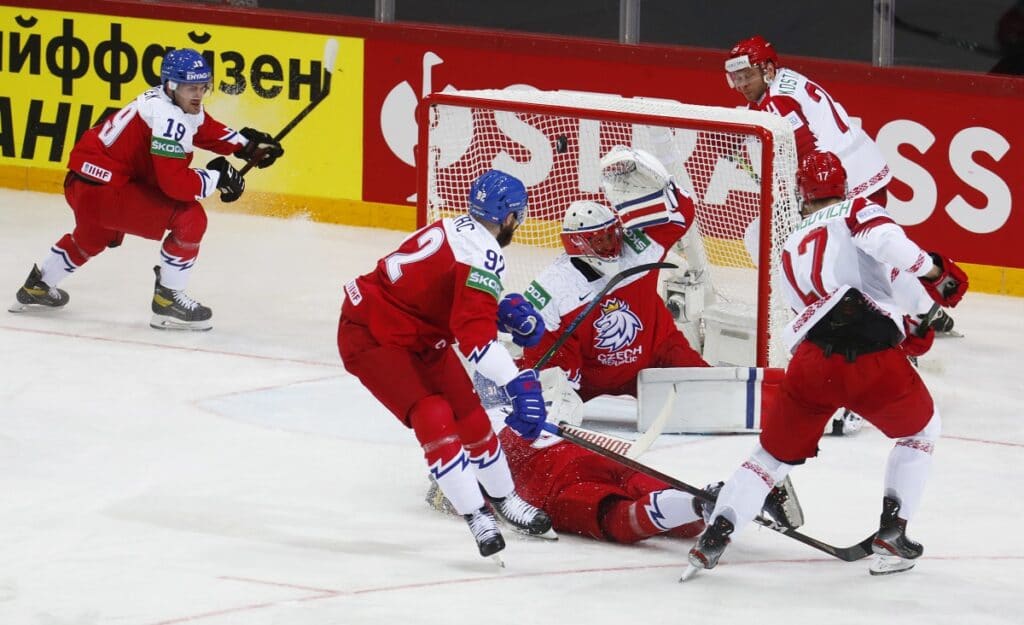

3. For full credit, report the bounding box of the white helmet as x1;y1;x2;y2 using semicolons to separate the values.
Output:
561;200;623;276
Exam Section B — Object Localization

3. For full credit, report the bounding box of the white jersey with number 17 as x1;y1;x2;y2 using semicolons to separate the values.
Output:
779;197;935;352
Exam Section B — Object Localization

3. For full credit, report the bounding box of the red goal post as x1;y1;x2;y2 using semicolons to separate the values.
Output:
416;89;800;367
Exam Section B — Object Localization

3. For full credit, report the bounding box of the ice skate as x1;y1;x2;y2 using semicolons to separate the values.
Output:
692;481;723;523
681;516;735;582
486;490;557;540
465;505;506;566
9;265;69;313
150;266;212;331
761;476;804;529
869;496;922;575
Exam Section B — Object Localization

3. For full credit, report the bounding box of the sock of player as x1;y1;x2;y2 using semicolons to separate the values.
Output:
712;444;793;533
412;397;485;516
40;235;86;287
602;489;700;543
158;236;200;291
458;407;514;499
883;413;940;522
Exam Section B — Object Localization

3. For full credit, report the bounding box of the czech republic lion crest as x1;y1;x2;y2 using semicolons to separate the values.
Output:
593;298;643;352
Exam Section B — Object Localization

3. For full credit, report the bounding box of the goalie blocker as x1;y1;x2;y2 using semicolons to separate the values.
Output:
638;367;783;434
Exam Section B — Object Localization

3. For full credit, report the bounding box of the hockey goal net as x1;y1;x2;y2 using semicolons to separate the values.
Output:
417;89;800;367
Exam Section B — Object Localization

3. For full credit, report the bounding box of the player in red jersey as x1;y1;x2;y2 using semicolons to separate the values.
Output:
338;169;556;562
683;151;968;580
10;48;282;331
427;148;801;545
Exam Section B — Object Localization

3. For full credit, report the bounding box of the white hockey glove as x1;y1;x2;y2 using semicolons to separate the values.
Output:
600;145;677;230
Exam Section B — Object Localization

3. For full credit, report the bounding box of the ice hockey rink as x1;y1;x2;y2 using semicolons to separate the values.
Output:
1;188;1021;625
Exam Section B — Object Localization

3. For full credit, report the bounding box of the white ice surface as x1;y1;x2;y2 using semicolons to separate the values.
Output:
1;189;1022;625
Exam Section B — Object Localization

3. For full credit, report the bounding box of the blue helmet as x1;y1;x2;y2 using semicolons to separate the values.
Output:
467;170;528;226
160;49;213;85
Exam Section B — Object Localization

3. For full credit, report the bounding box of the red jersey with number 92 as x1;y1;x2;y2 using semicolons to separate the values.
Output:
343;216;506;360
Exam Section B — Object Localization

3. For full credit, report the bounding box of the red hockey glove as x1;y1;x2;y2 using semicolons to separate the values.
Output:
920;252;968;307
901;315;935;358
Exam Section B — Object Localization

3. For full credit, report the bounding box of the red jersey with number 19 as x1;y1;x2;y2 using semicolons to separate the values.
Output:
67;86;244;201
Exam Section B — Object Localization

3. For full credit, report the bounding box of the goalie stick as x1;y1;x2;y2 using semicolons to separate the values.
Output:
238;38;340;176
555;423;876;562
534;262;677;369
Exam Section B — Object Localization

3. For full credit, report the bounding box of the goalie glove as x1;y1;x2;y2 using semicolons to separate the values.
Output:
919;252;968;308
600;146;677;230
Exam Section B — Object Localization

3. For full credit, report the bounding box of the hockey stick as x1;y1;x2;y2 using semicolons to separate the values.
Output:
894;16;1000;58
533;261;677;370
553;387;674;460
556;422;876;562
238;38;340;176
626;383;675;459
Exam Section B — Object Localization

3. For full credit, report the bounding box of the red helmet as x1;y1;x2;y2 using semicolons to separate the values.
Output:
725;35;779;73
796;151;847;202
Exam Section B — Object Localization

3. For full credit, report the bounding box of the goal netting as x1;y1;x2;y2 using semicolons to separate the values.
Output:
417;89;800;367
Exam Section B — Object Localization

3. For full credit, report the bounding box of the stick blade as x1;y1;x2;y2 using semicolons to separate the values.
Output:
323;38;340;73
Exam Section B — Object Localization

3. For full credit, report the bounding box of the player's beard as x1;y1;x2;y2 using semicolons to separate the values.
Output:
496;222;517;248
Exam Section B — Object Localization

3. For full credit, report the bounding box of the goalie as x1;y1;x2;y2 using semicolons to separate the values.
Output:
519;145;710;399
427;147;803;543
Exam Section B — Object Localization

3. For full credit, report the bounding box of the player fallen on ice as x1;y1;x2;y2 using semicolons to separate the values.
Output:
10;48;283;330
338;170;555;564
682;151;968;580
426;147;802;545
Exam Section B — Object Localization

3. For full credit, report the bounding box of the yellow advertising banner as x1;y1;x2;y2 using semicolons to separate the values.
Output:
0;7;363;207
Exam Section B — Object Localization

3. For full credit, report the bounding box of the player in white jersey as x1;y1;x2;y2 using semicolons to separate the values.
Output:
726;35;956;433
682;151;968;580
726;35;890;202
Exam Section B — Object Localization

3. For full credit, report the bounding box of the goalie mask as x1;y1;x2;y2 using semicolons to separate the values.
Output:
561;200;623;276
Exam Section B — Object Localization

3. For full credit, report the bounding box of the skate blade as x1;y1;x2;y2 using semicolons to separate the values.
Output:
150;314;212;331
490;553;506;568
869;555;916;576
9;300;62;313
679;563;701;582
504;525;558;540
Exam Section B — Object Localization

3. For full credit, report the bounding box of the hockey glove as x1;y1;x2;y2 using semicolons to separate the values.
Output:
503;370;557;440
497;293;546;347
920;252;968;307
600;145;674;230
207;156;245;203
901;315;935;358
234;127;284;169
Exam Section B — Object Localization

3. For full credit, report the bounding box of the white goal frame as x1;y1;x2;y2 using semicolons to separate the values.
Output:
416;89;800;367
